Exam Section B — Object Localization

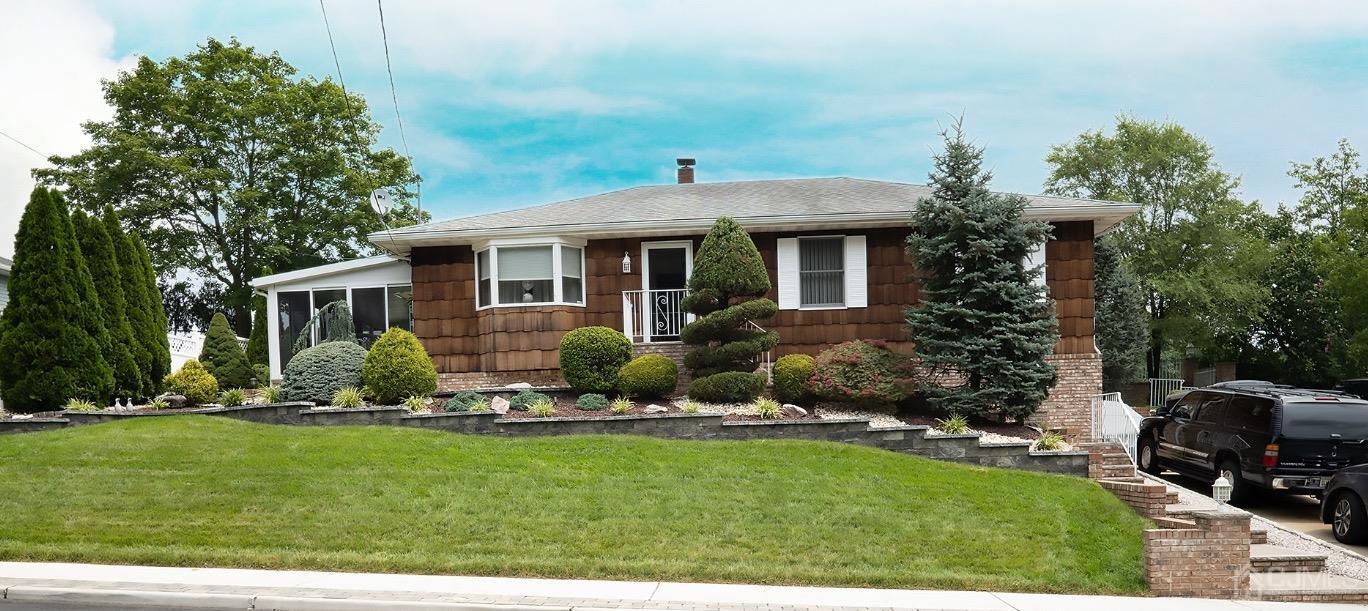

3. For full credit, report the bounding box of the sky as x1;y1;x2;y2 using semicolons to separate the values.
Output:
2;0;1367;259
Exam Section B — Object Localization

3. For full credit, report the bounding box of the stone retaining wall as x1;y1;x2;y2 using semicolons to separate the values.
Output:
0;418;70;435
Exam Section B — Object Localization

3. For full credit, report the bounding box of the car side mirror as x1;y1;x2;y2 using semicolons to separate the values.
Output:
1154;406;1170;417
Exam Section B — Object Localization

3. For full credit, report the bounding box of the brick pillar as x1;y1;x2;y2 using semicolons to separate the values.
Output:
1145;510;1251;599
1034;352;1102;439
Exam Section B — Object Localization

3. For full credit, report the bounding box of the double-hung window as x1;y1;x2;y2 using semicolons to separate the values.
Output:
475;239;586;308
798;237;845;307
777;235;866;310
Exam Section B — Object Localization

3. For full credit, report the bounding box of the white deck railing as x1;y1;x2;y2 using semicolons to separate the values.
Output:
622;289;691;343
169;332;249;372
1147;377;1190;408
1091;392;1143;464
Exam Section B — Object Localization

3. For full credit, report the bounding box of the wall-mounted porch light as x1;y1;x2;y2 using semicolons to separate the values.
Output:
622;251;632;273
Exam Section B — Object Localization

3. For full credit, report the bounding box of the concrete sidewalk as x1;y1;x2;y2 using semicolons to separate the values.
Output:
0;562;1352;611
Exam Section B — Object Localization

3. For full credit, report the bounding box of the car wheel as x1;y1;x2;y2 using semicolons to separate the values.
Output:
1217;458;1250;505
1332;491;1368;545
1138;437;1161;475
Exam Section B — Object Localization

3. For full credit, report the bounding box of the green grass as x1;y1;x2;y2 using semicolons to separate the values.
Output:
0;417;1149;594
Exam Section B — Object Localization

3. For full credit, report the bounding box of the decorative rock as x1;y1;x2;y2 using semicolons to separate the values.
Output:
644;404;668;414
156;394;189;409
784;404;807;416
490;396;511;414
506;382;533;390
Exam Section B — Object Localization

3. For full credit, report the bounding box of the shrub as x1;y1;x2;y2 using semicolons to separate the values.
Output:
610;397;632;414
467;397;491;413
218;388;247;407
1034;431;1066;451
687;371;767;403
331;386;365;408
402;395;430;412
755;397;781;419
64;398;99;412
362;328;437;405
936;413;970;435
772;354;816;404
681;399;701;414
509;390;551;411
617;354;679;398
576;393;609;411
261;385;283;404
528;399;556;417
164;359;220;405
148;397;169;410
252;363;270;388
559;326;633;394
809;340;916;406
280;341;367;404
199;312;254;389
445;391;485;413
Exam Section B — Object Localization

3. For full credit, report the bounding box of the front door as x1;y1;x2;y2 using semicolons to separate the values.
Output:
642;241;692;342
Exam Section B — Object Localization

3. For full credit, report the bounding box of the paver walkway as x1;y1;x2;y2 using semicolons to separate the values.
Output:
0;562;1357;610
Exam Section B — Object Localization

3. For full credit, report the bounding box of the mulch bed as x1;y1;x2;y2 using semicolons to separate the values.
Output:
896;412;1041;439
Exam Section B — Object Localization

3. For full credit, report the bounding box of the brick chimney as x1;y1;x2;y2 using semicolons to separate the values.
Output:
676;158;695;184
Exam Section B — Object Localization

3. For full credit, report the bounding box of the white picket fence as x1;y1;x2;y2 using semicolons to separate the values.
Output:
1091;392;1144;464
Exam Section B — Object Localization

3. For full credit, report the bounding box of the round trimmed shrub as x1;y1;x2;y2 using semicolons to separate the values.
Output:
576;393;609;411
617;354;679;398
687;371;767;403
772;353;816;404
163;359;219;406
559;326;632;394
809;340;916;406
281;341;367;404
509;389;552;411
362;328;438;404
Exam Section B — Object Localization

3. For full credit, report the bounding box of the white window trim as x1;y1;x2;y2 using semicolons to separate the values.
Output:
474;237;588;310
778;234;867;311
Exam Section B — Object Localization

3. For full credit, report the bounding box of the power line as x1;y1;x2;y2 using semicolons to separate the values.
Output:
0;129;47;159
375;0;420;217
318;0;350;98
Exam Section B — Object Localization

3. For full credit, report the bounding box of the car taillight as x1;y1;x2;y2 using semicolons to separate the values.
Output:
1263;444;1279;469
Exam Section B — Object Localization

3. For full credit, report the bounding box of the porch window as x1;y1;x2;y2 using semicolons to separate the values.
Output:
474;240;586;308
799;237;845;307
277;291;311;370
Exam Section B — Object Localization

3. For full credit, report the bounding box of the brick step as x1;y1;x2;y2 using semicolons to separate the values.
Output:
1251;529;1268;545
1249;544;1327;573
1248;571;1368;603
1100;451;1132;464
1166;491;1179;504
1102;464;1136;478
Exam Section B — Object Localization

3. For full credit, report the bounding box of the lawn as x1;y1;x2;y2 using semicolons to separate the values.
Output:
0;417;1149;594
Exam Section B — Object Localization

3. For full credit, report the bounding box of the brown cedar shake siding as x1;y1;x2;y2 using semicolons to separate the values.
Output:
410;220;1095;376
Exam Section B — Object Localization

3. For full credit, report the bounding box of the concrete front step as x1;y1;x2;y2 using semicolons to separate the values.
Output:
1249;543;1328;573
1247;571;1368;603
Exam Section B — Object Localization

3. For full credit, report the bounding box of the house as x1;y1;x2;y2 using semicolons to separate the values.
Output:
0;255;11;313
253;161;1139;435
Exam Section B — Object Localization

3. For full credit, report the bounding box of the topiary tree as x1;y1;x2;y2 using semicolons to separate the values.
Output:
558;326;632;394
163;359;219;405
681;217;778;402
617;354;679;398
245;296;269;367
0;188;114;411
771;353;816;405
906;121;1058;421
72;209;141;401
280;340;367;404
362;328;438;404
200;312;254;389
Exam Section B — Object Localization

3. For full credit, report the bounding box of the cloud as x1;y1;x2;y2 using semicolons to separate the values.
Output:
0;0;133;258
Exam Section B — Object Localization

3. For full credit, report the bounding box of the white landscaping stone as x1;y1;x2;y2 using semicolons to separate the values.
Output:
643;404;668;414
783;404;807;416
506;382;533;390
490;396;510;414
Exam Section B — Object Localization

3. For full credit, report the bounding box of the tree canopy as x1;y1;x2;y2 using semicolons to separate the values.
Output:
35;37;425;334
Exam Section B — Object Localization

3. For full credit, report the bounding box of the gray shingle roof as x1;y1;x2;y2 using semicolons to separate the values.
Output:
372;177;1138;249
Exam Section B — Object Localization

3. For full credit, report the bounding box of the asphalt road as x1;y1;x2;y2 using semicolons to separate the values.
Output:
1160;471;1367;554
0;605;222;610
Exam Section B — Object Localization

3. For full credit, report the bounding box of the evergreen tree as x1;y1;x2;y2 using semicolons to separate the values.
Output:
679;217;778;402
55;193;115;404
1094;236;1149;391
200;312;254;389
133;233;172;392
72;209;142;400
906;122;1058;421
0;188;113;411
104;206;155;396
245;296;269;366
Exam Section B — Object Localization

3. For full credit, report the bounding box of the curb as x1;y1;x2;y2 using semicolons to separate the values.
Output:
0;585;661;611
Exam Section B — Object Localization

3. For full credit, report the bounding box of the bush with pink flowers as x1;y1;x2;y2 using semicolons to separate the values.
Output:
809;340;916;406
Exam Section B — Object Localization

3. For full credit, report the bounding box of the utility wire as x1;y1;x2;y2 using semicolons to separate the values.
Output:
375;0;421;218
0;129;47;159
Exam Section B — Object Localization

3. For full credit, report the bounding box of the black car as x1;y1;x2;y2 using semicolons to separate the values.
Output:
1138;385;1368;503
1322;464;1368;544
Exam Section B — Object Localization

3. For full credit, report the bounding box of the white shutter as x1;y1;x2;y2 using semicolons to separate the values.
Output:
844;235;867;308
777;238;799;310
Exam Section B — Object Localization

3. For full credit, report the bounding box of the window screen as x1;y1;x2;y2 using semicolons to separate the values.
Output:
351;287;386;348
277;291;311;369
311;288;347;343
799;237;844;307
387;285;412;331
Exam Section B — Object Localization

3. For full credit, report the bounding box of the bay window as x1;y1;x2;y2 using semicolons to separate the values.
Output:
475;238;586;308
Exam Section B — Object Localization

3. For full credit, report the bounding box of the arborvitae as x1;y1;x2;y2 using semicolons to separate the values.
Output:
104;206;156;397
133;233;172;392
245;296;269;366
906;121;1058;421
72;209;141;400
200;311;253;389
55;193;115;404
679;217;778;400
0;188;112;411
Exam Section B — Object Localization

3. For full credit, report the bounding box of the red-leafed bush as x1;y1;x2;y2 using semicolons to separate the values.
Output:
809;340;916;406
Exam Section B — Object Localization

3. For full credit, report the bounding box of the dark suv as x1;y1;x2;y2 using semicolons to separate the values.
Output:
1138;385;1368;503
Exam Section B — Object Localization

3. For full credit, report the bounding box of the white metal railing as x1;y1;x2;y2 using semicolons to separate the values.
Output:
1092;392;1143;463
622;289;691;343
169;332;250;372
746;320;773;381
1148;377;1188;407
